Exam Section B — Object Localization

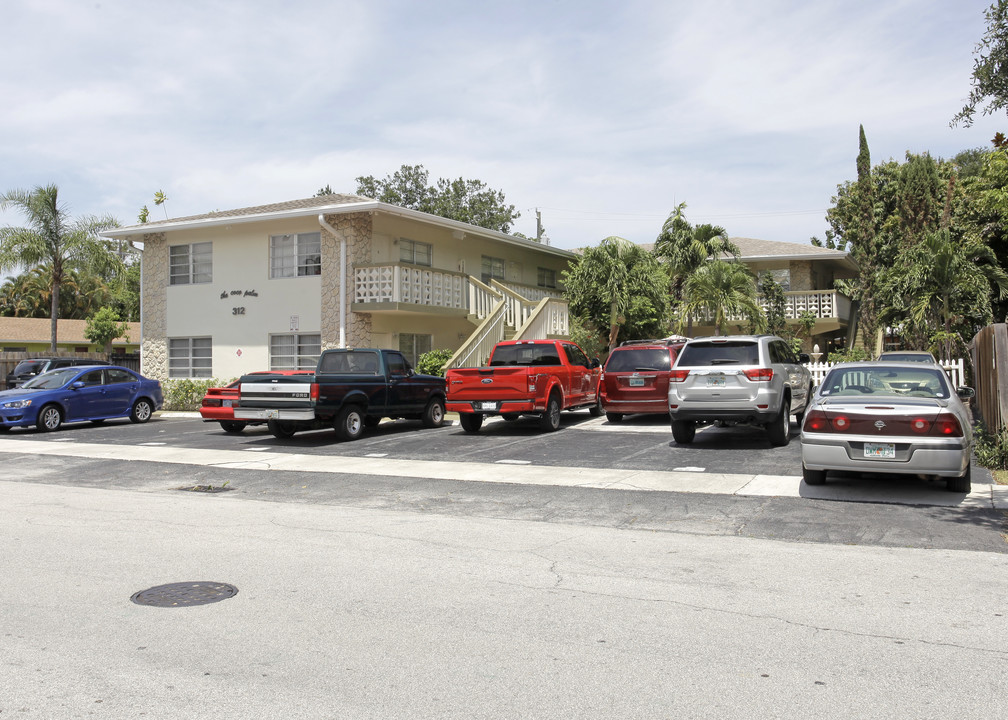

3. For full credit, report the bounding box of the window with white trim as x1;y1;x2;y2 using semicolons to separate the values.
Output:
537;267;557;289
271;232;321;278
169;242;213;285
270;333;322;370
168;337;212;377
398;333;431;367
399;238;432;266
481;255;505;284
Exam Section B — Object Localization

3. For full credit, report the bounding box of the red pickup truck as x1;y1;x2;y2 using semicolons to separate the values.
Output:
446;339;602;432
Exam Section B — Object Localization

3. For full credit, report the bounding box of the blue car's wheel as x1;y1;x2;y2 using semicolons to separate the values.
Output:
130;399;153;424
37;404;63;432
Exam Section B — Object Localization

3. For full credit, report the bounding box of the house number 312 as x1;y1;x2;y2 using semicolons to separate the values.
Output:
232;307;245;315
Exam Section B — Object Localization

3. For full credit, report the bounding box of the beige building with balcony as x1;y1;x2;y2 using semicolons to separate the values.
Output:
102;194;574;381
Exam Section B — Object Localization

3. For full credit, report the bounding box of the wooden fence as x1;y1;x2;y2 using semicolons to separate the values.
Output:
0;351;140;385
971;324;1007;432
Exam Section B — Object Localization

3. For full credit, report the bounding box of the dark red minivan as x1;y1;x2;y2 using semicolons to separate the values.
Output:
598;338;687;422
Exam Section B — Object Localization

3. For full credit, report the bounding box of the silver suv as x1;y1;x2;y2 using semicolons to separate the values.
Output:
667;335;813;446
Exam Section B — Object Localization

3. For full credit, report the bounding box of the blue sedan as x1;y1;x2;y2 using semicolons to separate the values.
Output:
0;365;163;432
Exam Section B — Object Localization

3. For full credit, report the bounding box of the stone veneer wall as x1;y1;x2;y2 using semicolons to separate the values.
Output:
788;260;813;291
140;232;168;379
320;213;373;350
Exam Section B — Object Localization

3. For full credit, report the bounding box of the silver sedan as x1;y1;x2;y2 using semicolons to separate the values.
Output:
800;362;974;492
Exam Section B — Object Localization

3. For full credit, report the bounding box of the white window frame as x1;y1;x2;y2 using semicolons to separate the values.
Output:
399;238;432;267
168;337;212;378
270;232;322;278
169;242;213;285
269;333;322;370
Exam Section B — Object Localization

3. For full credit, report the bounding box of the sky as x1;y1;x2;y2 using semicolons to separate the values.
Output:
1;0;1006;254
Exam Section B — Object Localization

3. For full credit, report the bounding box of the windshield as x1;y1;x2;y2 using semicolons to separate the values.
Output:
490;344;561;367
605;348;671;372
21;368;79;390
820;365;951;399
12;360;47;375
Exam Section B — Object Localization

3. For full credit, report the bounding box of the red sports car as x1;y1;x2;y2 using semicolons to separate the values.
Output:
200;370;314;433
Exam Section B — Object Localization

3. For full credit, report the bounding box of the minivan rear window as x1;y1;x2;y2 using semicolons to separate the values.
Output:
605;348;670;372
677;341;759;366
12;360;47;375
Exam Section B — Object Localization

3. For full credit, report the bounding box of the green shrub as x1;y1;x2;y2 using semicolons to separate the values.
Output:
974;422;1008;471
826;346;869;363
416;349;455;377
161;378;233;411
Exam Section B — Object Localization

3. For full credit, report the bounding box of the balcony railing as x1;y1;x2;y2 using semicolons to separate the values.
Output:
693;290;852;324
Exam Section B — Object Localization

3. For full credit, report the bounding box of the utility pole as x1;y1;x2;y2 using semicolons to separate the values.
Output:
536;209;543;243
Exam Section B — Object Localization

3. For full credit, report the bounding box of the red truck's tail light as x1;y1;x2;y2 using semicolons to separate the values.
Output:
310;383;319;401
202;398;221;408
743;367;774;381
669;369;690;382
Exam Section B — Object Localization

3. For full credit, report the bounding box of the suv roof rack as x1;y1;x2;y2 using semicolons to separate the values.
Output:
619;336;689;347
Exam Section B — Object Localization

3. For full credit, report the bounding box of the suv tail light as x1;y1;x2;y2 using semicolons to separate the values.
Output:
743;367;774;382
669;369;690;382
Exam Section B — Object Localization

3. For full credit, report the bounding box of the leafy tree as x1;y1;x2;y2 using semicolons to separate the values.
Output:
84;306;129;353
316;184;335;197
153;190;169;219
679;259;764;336
652;202;739;334
563;236;672;350
0;184;122;350
959;143;1008;320
759;273;788;337
952;0;1008;128
353;164;520;233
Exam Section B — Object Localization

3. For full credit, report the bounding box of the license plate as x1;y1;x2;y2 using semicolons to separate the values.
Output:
629;378;645;387
706;376;726;387
864;443;895;459
478;402;498;411
265;409;280;419
223;399;232;408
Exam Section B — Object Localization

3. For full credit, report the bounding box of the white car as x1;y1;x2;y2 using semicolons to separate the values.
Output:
800;361;974;492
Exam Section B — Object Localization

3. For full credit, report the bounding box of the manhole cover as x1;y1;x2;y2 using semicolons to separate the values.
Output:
131;582;238;607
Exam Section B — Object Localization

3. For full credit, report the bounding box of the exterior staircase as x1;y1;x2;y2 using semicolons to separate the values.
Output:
444;278;570;370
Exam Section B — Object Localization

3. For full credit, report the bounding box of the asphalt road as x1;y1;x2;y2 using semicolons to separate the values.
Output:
2;413;1007;718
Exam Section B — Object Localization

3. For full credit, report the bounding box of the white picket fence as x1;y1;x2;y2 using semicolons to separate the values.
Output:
804;358;966;388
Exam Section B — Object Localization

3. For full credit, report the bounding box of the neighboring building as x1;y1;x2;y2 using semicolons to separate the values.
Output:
102;194;575;381
0;317;140;354
642;237;859;353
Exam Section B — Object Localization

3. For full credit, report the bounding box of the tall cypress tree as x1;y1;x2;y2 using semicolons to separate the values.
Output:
850;125;881;354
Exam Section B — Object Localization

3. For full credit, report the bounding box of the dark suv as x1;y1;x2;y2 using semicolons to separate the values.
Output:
599;338;686;422
667;335;813;446
5;357;110;389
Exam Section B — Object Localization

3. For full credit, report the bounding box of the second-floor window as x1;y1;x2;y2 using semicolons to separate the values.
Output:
481;255;505;284
537;267;557;289
400;238;432;267
169;242;212;285
271;232;321;278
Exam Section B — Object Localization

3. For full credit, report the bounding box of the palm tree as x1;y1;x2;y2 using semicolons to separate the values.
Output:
680;259;764;335
0;184;121;350
653;202;740;333
564;236;670;349
884;228;1008;357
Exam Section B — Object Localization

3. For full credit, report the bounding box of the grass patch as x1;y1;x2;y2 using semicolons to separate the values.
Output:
994;469;1008;486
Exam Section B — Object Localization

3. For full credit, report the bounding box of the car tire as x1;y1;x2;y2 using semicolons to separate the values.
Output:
335;405;365;441
802;464;826;485
267;419;298;439
460;413;483;433
671;419;695;444
36;404;62;432
0;425;10;433
767;398;791;446
588;394;603;417
606;412;624;423
219;421;246;433
539;393;562;432
946;462;971;493
422;398;445;428
130;399;153;424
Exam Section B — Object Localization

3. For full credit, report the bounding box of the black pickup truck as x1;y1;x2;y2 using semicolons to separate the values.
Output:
234;348;447;440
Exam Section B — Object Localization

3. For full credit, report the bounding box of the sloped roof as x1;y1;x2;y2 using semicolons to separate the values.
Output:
122;193;371;230
0;317;140;346
638;236;857;275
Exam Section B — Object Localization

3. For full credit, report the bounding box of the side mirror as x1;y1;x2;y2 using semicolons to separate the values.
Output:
956;386;975;400
71;381;85;390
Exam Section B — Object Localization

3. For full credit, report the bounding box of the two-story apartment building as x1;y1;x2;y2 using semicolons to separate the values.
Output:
102;194;575;381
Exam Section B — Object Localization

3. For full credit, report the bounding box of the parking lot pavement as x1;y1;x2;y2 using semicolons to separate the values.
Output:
2;415;1005;509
